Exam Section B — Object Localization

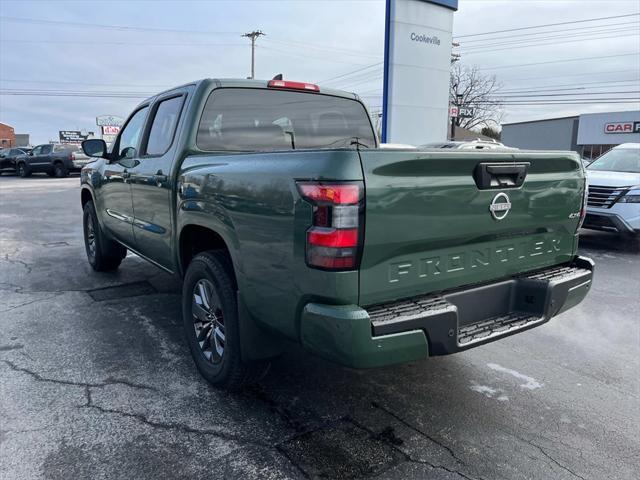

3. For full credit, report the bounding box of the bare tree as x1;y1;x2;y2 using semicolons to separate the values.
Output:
450;63;504;130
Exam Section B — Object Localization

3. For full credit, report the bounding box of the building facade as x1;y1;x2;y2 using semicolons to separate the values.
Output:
0;122;16;148
502;110;640;159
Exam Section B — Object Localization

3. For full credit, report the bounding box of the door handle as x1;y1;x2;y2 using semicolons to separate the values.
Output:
154;174;168;183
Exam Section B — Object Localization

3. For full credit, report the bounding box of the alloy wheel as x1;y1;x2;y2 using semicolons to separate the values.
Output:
192;279;225;363
86;217;96;259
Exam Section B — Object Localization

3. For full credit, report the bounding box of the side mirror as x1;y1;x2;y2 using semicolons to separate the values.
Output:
82;139;107;158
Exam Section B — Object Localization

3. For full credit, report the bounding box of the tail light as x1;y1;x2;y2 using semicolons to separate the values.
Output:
578;178;588;230
297;181;363;270
69;152;76;161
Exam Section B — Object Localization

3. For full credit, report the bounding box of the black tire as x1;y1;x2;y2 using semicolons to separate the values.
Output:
53;162;68;178
17;163;31;178
182;251;268;390
83;201;126;271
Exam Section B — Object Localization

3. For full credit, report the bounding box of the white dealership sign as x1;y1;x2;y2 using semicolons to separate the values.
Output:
382;0;457;144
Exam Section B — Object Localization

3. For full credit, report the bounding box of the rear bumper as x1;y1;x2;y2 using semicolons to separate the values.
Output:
300;256;594;368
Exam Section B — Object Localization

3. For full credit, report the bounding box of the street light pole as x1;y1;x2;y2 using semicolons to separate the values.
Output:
242;30;265;79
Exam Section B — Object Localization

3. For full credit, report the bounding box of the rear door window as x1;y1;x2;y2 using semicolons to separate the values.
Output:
146;96;184;156
197;88;376;152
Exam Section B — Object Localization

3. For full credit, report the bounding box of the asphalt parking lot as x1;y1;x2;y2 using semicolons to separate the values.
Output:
1;174;638;480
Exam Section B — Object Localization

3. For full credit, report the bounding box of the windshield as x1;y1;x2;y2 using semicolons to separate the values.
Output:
197;88;376;152
587;147;640;173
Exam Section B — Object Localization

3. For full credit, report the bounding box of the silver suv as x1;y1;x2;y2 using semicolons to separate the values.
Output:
583;143;640;236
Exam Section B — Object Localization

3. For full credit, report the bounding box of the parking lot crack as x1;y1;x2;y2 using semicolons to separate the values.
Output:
1;360;157;392
0;344;24;352
505;430;586;480
2;253;33;274
371;401;469;468
527;438;586;480
81;387;269;448
242;385;315;434
351;418;479;480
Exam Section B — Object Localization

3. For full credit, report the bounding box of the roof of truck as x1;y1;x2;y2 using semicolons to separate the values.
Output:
145;78;360;103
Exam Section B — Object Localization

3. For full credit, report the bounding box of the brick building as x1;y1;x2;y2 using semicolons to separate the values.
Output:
0;122;16;148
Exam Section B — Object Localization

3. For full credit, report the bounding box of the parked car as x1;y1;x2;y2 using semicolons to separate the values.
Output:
583;143;640;236
16;143;91;178
79;78;593;390
421;139;517;150
0;147;32;174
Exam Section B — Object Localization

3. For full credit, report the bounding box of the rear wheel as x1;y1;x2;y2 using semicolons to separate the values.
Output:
182;251;268;390
83;201;126;271
53;163;68;178
17;163;31;178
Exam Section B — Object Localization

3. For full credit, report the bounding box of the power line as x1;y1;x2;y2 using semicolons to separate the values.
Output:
0;90;152;98
460;28;639;52
460;33;640;55
475;100;640;105
499;69;640;83
330;70;384;88
480;52;640;70
497;79;640;93
0;78;172;88
1;39;247;47
262;37;380;59
459;20;640;44
0;15;241;35
454;13;640;38
317;62;383;84
491;91;640;98
259;45;379;66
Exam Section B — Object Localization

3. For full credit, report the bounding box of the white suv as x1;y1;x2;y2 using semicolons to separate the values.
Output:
583;143;640;236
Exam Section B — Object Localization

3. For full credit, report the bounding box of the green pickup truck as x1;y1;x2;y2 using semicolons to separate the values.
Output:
80;78;593;389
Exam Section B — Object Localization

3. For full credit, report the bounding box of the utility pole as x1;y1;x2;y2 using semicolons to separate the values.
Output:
242;30;265;79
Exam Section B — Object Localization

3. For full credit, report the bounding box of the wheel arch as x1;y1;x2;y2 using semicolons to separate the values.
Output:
178;223;239;285
80;186;94;208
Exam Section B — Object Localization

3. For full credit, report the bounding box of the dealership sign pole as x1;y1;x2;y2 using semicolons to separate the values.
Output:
382;0;458;145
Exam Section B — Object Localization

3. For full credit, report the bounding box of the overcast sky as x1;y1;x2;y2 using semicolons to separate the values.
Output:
0;0;639;144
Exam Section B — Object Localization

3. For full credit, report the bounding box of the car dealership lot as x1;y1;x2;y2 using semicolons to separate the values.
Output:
1;175;638;480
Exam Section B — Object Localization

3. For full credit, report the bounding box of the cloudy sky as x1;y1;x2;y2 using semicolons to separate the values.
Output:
0;0;638;144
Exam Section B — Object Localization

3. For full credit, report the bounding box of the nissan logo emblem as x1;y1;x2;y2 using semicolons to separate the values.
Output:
489;193;511;220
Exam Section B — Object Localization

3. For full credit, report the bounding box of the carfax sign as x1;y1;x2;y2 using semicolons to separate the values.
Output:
382;0;457;144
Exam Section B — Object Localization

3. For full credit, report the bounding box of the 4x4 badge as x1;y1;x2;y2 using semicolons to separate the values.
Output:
489;192;511;220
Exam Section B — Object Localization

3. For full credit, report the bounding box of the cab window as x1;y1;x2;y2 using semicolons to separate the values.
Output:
146;96;184;156
117;107;149;159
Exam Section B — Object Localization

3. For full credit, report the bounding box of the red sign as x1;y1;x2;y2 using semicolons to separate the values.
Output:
449;106;459;118
604;122;640;134
102;126;120;135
